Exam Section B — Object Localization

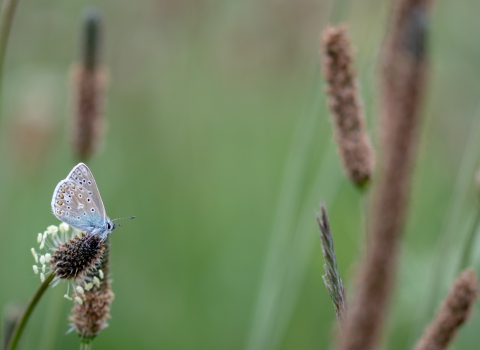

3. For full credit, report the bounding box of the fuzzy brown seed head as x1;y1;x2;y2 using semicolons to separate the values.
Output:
70;8;107;162
69;287;114;340
50;233;104;280
70;64;108;162
339;1;432;349
414;269;478;350
70;237;113;340
321;24;375;187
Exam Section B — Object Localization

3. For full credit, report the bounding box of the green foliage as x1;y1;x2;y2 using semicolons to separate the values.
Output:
1;0;480;349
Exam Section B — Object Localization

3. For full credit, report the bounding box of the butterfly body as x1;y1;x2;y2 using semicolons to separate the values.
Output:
51;163;115;240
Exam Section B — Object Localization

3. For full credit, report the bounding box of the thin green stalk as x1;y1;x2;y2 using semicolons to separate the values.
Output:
270;142;342;350
38;285;65;350
245;75;322;350
80;340;92;350
329;0;349;24
417;104;480;333
0;0;20;97
358;190;370;246
6;273;55;350
459;208;480;270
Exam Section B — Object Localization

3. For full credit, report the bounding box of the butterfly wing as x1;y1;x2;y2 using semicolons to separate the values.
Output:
66;163;106;221
51;163;107;234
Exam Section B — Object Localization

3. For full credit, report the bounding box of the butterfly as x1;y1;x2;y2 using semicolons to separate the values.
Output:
51;163;116;240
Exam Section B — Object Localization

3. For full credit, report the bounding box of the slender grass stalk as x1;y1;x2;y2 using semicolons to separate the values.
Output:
6;273;55;350
329;0;349;24
38;286;65;350
79;341;92;350
417;104;480;333
2;303;23;350
0;0;20;99
459;210;480;270
245;74;323;350
270;143;342;350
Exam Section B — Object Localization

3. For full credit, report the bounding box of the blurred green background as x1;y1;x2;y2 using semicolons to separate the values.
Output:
1;0;480;349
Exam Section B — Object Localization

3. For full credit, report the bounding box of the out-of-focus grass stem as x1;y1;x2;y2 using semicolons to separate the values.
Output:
270;143;342;350
418;104;480;331
6;273;55;350
459;209;480;270
79;341;92;350
38;287;64;350
245;74;322;350
0;0;19;102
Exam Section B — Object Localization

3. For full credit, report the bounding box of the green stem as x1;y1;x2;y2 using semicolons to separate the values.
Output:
418;105;480;329
359;190;370;246
6;273;55;350
0;0;20;97
459;208;480;270
80;340;92;350
269;142;342;349
38;285;64;350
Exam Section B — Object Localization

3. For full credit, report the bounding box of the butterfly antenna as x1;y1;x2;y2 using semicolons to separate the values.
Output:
112;216;136;221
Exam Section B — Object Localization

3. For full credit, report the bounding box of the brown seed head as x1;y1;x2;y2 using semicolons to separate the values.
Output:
69;237;114;340
70;287;114;341
414;269;478;350
70;9;108;162
50;233;104;280
339;1;432;349
70;65;108;162
321;24;375;187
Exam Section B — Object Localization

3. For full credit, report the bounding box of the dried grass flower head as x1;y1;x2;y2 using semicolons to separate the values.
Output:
321;24;375;188
317;204;347;329
69;237;114;341
414;268;478;350
30;223;106;304
70;8;108;162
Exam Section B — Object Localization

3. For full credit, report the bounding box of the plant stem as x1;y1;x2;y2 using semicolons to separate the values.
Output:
245;75;321;350
418;104;480;332
6;273;55;350
0;0;20;98
459;209;480;270
80;340;92;350
38;285;65;350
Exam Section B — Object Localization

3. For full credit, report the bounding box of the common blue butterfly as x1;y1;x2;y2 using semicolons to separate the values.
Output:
51;163;115;240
